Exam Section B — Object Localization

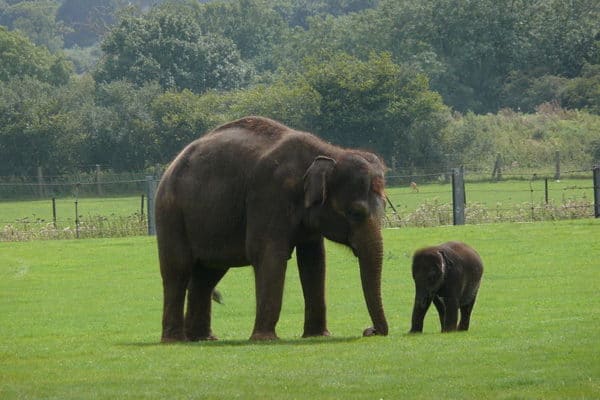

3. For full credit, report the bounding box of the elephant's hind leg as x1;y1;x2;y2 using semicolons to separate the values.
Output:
433;295;446;331
185;266;229;341
458;296;477;331
161;271;190;342
158;222;193;343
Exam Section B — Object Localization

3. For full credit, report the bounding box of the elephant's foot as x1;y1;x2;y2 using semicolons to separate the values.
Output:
302;329;331;338
161;326;187;343
187;334;218;341
441;325;458;333
250;331;279;341
161;334;186;343
362;326;387;337
185;326;218;341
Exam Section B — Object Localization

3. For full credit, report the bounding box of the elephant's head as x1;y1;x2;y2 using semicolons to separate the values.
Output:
412;249;446;307
303;152;388;336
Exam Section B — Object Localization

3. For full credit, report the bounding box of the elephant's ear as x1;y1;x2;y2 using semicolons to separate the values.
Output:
303;156;336;208
437;251;447;274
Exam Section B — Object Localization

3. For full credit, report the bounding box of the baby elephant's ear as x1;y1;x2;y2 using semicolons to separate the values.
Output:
303;156;336;208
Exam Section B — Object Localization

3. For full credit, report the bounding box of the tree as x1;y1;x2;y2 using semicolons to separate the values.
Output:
0;26;72;85
94;6;252;93
0;76;84;176
149;89;216;162
523;0;600;78
272;0;378;28
302;52;450;170
83;80;162;171
57;0;120;48
197;0;288;71
224;76;321;130
370;0;600;113
0;0;65;52
561;64;600;114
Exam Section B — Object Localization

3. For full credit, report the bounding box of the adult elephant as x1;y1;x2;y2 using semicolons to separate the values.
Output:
156;116;388;341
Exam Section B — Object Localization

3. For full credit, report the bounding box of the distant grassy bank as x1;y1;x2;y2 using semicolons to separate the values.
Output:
0;177;595;240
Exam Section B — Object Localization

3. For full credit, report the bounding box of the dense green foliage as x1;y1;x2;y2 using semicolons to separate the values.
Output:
444;107;600;171
1;220;599;398
0;26;71;84
94;6;252;92
0;0;599;176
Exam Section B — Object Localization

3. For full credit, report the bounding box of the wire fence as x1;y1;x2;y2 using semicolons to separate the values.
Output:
0;166;598;241
384;167;598;227
0;174;151;241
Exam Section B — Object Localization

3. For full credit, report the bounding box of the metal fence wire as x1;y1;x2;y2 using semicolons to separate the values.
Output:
0;167;599;241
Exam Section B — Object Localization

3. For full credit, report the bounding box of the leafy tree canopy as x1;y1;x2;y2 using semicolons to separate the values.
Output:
0;0;64;51
0;26;71;85
57;0;121;48
302;51;450;169
94;5;252;93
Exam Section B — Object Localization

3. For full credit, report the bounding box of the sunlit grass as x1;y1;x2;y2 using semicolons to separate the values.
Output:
1;220;598;399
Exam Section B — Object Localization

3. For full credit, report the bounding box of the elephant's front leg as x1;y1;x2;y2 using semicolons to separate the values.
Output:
409;293;432;333
250;250;289;340
296;238;330;338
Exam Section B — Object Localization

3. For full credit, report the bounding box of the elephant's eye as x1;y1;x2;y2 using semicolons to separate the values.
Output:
346;203;368;221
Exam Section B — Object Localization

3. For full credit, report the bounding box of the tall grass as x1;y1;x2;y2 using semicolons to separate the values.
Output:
0;220;598;399
442;107;600;172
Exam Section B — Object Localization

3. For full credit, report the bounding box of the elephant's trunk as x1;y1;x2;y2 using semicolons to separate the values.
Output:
353;220;388;336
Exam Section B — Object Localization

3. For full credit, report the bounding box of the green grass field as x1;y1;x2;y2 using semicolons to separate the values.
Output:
386;177;593;212
1;219;598;399
0;196;145;225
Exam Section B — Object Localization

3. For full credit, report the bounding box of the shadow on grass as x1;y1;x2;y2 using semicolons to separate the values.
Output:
119;335;369;348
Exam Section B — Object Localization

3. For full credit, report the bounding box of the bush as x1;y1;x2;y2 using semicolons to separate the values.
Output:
442;107;600;173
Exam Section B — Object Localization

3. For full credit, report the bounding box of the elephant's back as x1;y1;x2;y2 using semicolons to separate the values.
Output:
211;116;290;141
161;117;290;193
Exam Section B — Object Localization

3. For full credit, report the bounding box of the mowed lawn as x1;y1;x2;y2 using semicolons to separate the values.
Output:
0;220;598;399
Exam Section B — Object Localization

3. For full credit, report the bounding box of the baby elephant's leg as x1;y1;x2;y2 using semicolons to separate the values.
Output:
432;296;446;331
458;297;477;331
442;297;459;332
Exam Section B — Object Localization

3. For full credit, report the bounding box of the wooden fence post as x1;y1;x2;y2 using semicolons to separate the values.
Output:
52;197;57;228
492;153;502;181
594;165;600;218
146;176;157;235
74;198;79;239
452;167;465;225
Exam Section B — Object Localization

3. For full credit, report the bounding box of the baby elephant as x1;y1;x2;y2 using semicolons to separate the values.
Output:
410;241;483;333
